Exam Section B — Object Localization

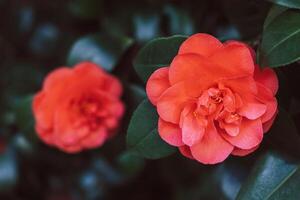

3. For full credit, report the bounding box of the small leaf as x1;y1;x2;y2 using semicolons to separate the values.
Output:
267;0;300;9
237;151;300;200
259;9;300;67
133;35;187;82
127;99;176;159
67;33;133;72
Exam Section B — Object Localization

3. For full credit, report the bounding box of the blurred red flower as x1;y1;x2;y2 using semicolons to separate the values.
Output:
33;62;124;153
146;33;278;164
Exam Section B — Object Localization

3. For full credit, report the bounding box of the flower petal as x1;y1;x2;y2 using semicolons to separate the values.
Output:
209;42;255;76
182;111;205;146
179;145;194;159
222;118;263;149
231;145;259;156
190;123;234;164
238;101;267;120
158;118;184;146
256;83;278;123
157;82;191;123
80;126;107;149
146;67;170;105
254;66;278;95
223;123;239;137
178;33;223;57
169;54;214;85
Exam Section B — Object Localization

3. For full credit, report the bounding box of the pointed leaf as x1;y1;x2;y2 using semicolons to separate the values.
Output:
133;35;187;82
127;99;176;159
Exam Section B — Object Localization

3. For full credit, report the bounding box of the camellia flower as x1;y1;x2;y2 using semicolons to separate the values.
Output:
33;62;124;153
146;33;278;164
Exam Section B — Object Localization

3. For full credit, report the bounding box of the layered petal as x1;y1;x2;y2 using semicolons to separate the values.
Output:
157;82;192;123
221;118;263;149
256;83;278;123
146;67;170;105
231;145;259;156
190;123;234;164
179;145;194;159
158;118;184;146
181;111;205;146
178;33;223;57
254;66;278;95
209;42;255;76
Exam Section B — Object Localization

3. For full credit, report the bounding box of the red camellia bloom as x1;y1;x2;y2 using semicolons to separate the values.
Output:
33;62;124;153
146;33;278;164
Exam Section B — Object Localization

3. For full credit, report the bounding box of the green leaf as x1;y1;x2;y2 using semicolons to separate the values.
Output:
237;151;300;200
127;99;176;159
267;0;300;9
264;5;288;29
259;9;300;67
117;151;145;175
133;35;187;82
67;33;133;72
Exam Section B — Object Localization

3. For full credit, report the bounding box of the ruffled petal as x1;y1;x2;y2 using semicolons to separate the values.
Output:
256;83;278;123
169;54;214;86
254;66;278;95
222;118;263;149
223;123;239;137
238;100;267;120
158;118;184;146
43;67;72;92
209;42;255;76
190;123;234;164
178;33;223;57
182;111;205;146
146;67;170;105
231;145;259;156
80;126;107;149
179;145;194;159
156;82;192;123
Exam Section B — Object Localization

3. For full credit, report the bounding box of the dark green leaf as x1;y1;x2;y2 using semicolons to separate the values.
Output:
127;99;176;159
237;151;300;200
133;35;187;82
267;0;300;9
67;33;133;72
264;5;288;29
117;151;145;175
260;9;300;67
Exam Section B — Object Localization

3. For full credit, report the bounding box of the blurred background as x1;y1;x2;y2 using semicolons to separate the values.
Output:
2;0;300;199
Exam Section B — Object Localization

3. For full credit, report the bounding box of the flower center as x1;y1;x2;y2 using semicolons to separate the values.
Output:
71;97;104;131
